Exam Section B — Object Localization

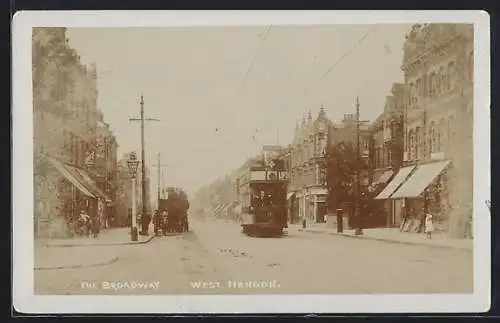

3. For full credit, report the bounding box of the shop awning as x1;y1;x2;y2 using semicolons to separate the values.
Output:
67;165;112;203
373;170;393;186
286;192;296;200
374;166;415;200
391;160;451;199
47;157;95;198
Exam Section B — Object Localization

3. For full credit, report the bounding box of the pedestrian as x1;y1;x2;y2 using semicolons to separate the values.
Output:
137;212;142;233
234;202;242;222
424;213;434;239
91;214;100;238
161;210;168;235
78;209;90;237
142;212;151;235
153;210;160;236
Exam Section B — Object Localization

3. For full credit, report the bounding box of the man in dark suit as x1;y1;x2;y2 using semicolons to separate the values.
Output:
251;190;270;222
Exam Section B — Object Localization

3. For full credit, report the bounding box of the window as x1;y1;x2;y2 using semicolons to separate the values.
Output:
416;77;424;98
437;118;444;152
430;121;436;154
448;61;456;91
69;132;74;161
439;66;445;94
415;127;421;160
409;82;416;106
429;72;437;98
408;130;414;161
468;52;474;81
448;115;455;155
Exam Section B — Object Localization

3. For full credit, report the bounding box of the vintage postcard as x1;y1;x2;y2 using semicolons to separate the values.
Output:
12;10;490;314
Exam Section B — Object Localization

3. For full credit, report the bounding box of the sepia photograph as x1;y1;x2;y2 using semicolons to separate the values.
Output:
13;10;490;313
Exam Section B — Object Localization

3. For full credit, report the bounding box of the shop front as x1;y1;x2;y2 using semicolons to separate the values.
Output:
45;157;98;236
374;165;416;228
369;168;395;227
295;186;327;223
390;159;451;233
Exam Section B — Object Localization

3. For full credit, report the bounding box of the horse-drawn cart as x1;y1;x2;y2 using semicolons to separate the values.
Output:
157;187;190;235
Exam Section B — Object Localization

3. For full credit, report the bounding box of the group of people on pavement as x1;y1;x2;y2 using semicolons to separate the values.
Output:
138;212;152;236
77;209;100;238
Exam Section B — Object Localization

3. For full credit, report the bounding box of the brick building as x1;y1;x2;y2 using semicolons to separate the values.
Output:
288;109;330;223
373;23;474;238
94;114;119;227
33;27;115;238
369;83;405;227
325;112;372;227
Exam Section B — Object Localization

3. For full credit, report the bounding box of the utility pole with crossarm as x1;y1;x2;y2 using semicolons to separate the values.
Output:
129;94;160;234
151;152;168;209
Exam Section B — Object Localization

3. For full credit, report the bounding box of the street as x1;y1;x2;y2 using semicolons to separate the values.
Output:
34;218;473;295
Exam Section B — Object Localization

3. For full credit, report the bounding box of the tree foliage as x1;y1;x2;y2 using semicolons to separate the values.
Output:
325;141;370;212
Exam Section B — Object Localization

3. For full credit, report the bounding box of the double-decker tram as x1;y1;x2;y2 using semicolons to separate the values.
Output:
238;158;288;237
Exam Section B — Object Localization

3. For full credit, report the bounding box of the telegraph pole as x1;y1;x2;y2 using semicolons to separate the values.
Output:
152;152;168;209
354;96;363;235
129;94;160;232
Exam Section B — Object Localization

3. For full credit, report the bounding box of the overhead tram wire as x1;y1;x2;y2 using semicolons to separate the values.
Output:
206;25;273;187
248;25;378;144
215;24;273;133
203;25;377;193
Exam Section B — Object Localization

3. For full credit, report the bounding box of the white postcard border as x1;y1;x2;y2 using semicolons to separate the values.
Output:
12;10;491;314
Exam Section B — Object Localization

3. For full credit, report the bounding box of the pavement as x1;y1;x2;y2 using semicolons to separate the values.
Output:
34;225;157;270
41;226;155;248
35;217;473;295
295;222;473;251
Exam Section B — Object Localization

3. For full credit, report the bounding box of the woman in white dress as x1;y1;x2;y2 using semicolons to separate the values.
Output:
425;213;434;239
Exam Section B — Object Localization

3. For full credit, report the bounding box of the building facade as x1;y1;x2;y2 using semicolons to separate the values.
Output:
325;112;372;227
33;27;115;237
288;109;330;223
376;23;473;238
369;83;405;227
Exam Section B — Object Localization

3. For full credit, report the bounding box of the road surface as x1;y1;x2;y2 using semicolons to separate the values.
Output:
35;218;473;294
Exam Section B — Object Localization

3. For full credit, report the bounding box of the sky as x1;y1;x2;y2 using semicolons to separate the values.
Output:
65;24;410;198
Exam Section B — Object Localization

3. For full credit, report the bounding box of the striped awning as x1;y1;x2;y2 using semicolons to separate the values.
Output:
68;166;112;203
47;157;95;198
375;166;415;200
391;160;451;199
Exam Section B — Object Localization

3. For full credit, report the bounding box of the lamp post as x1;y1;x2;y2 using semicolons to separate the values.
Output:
127;151;140;241
354;96;363;235
129;94;161;235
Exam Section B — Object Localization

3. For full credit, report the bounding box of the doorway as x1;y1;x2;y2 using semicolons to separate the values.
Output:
316;202;327;223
